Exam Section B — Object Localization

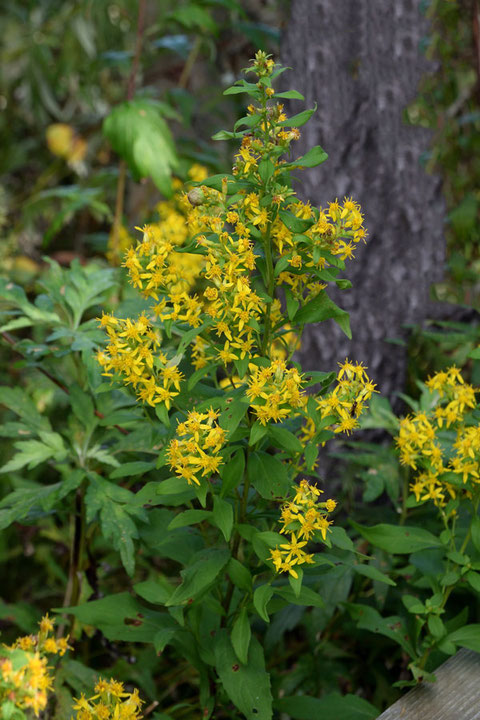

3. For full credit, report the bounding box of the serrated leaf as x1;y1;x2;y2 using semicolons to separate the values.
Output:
0;431;66;473
85;473;147;576
0;471;83;530
70;383;95;429
0;386;51;432
103;100;178;196
214;630;272;720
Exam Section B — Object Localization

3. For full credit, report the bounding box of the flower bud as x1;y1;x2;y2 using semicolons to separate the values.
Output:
187;188;205;206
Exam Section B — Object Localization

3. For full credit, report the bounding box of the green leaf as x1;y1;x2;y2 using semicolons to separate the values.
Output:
274;90;305;100
289;567;303;597
345;603;415;656
166;548;230;606
168;5;218;33
249;420;268;446
0;386;51;432
466;570;480;593
275;584;324;609
247;451;291;500
446;624;480;652
279;105;317;128
294;291;351;338
110;461;156;479
56;592;174;643
285;287;299;321
275;693;378;720
350;521;443;554
231;608;251;665
258;158;275;184
427;615;445;639
103;99;178;196
0;472;83;530
220;449;245;497
214;630;273;720
471;515;480;553
212;496;234;541
268;425;303;454
293;145;328;168
219;397;249;435
278;210;313;234
85;473;147;576
0;431;67;473
253;585;273;622
352;563;396;587
69;383;95;429
227;558;252;592
168;509;212;530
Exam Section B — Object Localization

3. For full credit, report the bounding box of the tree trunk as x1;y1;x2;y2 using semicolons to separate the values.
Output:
281;0;446;403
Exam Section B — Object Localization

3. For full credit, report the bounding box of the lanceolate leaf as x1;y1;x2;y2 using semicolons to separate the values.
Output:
103;99;178;196
350;521;443;554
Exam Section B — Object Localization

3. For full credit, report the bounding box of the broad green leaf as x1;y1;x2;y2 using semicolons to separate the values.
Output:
293;145;328;168
247;451;291;500
56;593;174;643
275;584;324;609
103;100;178;196
134;578;173;605
168;509;212;530
446;624;480;652
231;608;251;665
294;291;351;338
214;631;273;720
220;449;245;497
166;548;230;606
268;426;303;454
350;521;443;554
427;615;445;639
85;473;147;576
219;397;249;435
253;585;273;622
227;558;252;592
213;496;234;541
345;603;415;656
275;692;378;720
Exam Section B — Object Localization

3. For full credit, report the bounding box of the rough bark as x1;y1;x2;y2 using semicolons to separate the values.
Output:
281;0;446;403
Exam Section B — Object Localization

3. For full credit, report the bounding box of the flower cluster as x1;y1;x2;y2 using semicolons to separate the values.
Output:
246;359;306;424
1;615;71;717
73;678;143;720
270;480;337;578
316;359;378;435
396;366;478;506
96;313;184;409
166;409;227;486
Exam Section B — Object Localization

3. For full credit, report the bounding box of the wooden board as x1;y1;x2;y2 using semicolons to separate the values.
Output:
377;649;480;719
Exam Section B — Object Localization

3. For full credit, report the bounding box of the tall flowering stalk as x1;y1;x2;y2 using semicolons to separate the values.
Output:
95;51;375;718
